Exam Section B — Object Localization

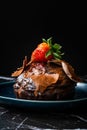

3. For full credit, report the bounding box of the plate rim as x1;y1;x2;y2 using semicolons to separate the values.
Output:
0;81;87;104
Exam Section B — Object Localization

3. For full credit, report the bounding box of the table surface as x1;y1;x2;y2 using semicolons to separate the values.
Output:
0;78;87;129
0;105;87;129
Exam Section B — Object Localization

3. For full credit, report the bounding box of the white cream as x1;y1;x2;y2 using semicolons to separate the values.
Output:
17;74;24;83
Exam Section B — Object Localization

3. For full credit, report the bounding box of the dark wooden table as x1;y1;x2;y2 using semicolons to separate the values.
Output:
0;77;87;129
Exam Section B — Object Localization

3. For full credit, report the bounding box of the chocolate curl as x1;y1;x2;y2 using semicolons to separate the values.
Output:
61;61;82;82
11;56;27;77
31;73;59;96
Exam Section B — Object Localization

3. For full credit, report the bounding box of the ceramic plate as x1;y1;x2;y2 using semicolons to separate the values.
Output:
0;81;87;110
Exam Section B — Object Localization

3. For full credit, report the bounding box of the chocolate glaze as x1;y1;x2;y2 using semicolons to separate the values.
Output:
12;58;82;100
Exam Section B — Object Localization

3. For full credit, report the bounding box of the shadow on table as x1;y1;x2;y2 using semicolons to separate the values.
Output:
0;103;87;114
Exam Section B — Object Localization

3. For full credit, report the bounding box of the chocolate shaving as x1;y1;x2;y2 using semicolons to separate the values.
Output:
11;56;28;77
48;59;62;66
31;73;59;96
61;61;82;82
48;59;82;83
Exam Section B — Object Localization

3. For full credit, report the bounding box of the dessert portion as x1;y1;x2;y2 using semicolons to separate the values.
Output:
12;37;82;100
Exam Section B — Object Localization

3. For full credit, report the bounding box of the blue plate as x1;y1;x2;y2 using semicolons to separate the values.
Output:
0;81;87;110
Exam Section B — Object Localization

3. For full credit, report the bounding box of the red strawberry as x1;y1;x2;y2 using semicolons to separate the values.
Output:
31;42;53;62
31;37;64;62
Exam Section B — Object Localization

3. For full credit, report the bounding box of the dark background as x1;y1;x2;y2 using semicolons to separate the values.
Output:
0;1;87;76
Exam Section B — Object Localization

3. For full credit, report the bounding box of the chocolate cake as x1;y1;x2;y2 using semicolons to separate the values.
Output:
11;38;82;100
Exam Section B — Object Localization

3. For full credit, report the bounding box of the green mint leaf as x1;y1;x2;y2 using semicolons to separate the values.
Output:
52;43;59;49
55;55;62;59
45;50;52;58
47;37;52;47
42;38;47;43
52;43;62;51
53;52;62;59
42;37;64;60
56;50;61;53
47;37;52;43
57;44;62;50
61;52;64;55
53;52;59;57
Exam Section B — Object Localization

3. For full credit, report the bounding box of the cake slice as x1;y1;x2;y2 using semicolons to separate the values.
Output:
12;37;82;100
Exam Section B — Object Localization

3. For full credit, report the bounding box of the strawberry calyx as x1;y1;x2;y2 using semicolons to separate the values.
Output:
31;37;64;62
42;37;64;60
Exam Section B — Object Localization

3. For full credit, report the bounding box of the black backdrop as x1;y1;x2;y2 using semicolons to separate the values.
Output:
0;1;87;76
